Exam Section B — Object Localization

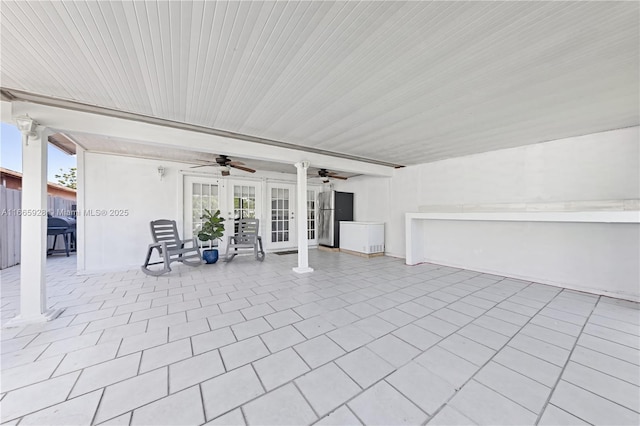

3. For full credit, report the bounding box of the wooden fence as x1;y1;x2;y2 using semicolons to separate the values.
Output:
0;186;75;269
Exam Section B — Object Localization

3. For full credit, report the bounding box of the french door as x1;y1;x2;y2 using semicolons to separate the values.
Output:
184;176;318;252
184;177;261;250
183;176;220;247
227;180;262;239
307;188;319;246
267;183;296;250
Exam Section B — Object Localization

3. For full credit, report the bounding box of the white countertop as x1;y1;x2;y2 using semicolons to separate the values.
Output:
406;211;639;224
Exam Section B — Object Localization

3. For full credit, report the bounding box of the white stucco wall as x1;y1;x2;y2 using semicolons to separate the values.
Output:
80;153;187;272
80;127;640;299
352;126;640;300
79;153;318;272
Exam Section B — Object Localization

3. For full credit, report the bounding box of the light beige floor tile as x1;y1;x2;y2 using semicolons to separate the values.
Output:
231;317;272;340
449;380;537;425
367;334;420;368
335;347;394;388
94;368;168;424
20;389;102;426
1;354;63;392
294;335;346;368
393;324;441;351
192;327;236;355
426;406;477;425
492;346;562;387
562;361;640;412
475;362;551;413
243;383;317;425
201;365;264;420
296;363;360;416
168;318;210;342
415;346;479;389
70;352;141;397
220;336;269;370
0;371;80;423
438;334;496;366
205;408;245;426
260;325;306;353
327;325;375;352
315;405;362;426
387;361;456;415
538;404;589;425
131;385;204;425
550;380;639;425
55;340;120;376
169;350;225;392
294;317;335;339
264;309;303;329
348;381;427;426
253;348;310;390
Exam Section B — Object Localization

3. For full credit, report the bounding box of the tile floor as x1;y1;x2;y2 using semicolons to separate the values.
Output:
1;250;639;425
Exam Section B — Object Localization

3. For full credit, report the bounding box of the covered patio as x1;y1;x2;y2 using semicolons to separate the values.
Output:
1;1;639;425
1;252;638;425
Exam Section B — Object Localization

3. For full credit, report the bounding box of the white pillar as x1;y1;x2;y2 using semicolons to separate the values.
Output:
293;161;313;274
9;126;62;325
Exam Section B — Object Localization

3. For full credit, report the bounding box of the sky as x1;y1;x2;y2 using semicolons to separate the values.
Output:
0;122;77;183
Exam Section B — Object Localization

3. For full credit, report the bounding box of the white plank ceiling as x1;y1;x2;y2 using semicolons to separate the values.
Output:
1;1;638;166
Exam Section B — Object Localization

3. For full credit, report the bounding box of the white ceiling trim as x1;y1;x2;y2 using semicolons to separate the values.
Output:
10;101;394;177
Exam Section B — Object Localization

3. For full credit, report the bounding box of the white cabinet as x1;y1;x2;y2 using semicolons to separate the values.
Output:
339;222;385;254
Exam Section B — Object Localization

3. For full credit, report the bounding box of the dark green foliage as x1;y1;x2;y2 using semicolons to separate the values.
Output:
197;209;225;243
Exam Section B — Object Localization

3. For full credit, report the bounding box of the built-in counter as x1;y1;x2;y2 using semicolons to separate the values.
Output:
405;211;640;301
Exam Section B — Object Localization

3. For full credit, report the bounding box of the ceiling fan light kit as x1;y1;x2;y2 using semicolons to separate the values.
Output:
190;155;256;175
315;168;348;181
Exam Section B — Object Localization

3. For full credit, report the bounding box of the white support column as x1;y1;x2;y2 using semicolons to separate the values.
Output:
8;126;62;326
293;161;313;274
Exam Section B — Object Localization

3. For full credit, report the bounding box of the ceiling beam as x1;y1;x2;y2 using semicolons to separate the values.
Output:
10;101;395;177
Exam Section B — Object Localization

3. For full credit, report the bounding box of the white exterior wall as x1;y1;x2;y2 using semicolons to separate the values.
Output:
80;127;639;299
81;153;186;272
80;152;319;272
353;127;640;300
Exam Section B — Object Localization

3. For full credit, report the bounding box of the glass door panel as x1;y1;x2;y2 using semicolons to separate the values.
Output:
183;176;220;247
226;181;261;252
267;183;296;250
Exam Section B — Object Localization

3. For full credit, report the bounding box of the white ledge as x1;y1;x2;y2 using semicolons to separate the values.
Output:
406;211;640;224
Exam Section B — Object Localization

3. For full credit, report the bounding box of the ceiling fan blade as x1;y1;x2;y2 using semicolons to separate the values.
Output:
230;164;256;173
330;175;348;180
227;161;245;166
190;164;214;169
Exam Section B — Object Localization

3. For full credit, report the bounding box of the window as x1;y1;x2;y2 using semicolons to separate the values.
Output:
271;187;290;242
192;183;219;242
234;185;256;233
307;190;316;240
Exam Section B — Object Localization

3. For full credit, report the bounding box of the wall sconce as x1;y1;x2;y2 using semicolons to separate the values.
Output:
15;115;38;146
157;166;166;181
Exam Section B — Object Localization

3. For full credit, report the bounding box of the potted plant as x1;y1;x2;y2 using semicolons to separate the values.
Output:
197;209;225;264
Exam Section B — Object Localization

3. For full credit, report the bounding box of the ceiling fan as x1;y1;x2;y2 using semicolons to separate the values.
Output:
312;168;348;182
191;155;256;176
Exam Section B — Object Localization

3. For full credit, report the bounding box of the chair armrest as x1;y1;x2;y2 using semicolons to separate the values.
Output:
179;238;198;247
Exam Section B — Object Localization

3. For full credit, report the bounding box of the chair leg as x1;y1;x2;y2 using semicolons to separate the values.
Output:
63;233;70;257
257;237;265;261
141;246;171;276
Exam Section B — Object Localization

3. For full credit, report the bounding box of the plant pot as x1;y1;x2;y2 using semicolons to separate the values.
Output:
202;249;219;264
